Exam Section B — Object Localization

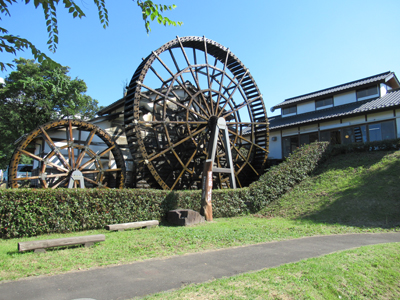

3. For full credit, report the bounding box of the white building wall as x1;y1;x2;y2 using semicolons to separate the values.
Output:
341;115;365;125
395;108;400;138
268;132;282;160
299;124;318;133
334;91;356;106
297;101;315;114
367;111;394;122
380;83;388;97
319;119;341;130
397;117;400;138
282;127;298;137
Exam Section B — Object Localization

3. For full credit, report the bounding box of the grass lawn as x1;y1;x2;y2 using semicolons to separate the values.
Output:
0;149;399;299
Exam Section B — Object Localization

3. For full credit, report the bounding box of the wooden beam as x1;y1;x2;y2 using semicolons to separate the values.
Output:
105;220;159;231
18;234;105;253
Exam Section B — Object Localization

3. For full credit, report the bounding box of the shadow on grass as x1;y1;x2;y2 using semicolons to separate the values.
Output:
298;152;400;228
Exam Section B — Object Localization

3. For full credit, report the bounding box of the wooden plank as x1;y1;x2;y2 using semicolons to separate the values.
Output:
105;220;159;231
18;234;105;252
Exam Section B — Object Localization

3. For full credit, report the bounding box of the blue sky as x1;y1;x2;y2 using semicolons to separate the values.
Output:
2;0;400;117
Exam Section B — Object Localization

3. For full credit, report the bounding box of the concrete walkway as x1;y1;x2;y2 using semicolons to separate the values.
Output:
1;232;399;300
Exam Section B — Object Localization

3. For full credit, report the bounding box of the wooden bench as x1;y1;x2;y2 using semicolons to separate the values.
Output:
18;234;106;253
105;220;159;232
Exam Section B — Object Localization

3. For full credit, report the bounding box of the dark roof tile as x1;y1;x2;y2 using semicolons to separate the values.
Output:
272;71;395;110
270;88;400;130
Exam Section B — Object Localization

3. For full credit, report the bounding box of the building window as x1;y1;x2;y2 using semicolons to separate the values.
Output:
282;136;299;158
368;120;396;142
342;126;367;144
300;132;319;145
356;85;379;100
282;106;297;116
315;97;333;109
320;129;341;145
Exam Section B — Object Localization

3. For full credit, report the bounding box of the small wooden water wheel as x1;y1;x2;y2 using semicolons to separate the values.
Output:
8;119;125;189
124;36;269;190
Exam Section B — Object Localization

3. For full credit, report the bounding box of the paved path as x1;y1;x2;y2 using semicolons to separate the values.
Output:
1;232;400;300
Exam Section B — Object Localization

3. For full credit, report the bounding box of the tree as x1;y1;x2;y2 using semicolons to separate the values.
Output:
0;57;101;168
0;0;182;70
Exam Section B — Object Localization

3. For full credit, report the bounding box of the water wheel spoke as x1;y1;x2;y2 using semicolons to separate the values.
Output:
168;48;182;74
235;174;242;188
231;144;258;176
81;168;121;174
214;49;230;112
83;176;109;189
147;59;168;84
138;83;208;121
78;145;115;170
78;157;96;171
45;173;70;178
137;120;207;125
203;39;213;114
51;176;69;189
227;121;268;125
11;175;37;181
217;70;249;118
170;149;197;190
172;148;193;175
67;120;76;169
184;88;211;117
145;126;206;163
227;128;269;153
75;129;96;167
40;126;71;170
221;96;263;119
153;50;176;78
18;149;69;173
209;58;219;92
176;37;211;116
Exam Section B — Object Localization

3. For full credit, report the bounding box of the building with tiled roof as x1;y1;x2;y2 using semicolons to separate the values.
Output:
268;71;400;160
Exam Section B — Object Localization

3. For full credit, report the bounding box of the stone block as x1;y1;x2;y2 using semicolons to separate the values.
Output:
167;209;205;226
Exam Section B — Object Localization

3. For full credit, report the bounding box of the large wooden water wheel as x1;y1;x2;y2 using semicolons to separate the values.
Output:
8;119;125;189
124;36;269;190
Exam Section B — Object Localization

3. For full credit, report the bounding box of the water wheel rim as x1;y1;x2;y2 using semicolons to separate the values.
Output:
124;36;269;190
8;119;126;189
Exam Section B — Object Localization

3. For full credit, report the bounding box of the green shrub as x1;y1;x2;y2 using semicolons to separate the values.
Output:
0;188;249;238
245;142;330;212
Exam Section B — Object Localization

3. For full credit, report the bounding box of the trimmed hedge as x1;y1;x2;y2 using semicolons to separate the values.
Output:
0;188;250;238
2;139;399;238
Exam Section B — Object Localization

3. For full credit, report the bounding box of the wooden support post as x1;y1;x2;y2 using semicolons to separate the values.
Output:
201;159;213;221
201;117;236;221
